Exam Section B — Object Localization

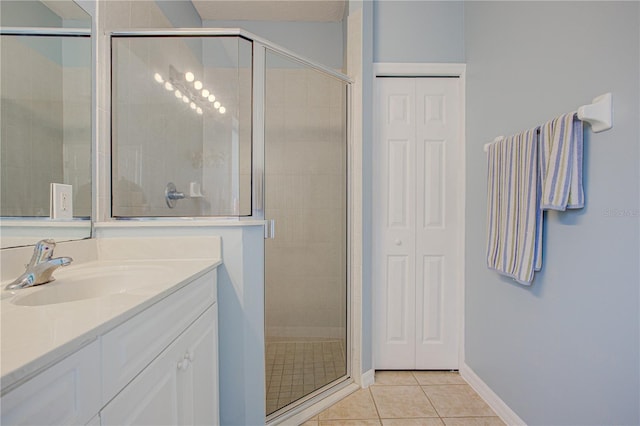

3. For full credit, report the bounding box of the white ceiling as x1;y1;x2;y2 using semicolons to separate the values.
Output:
191;0;347;23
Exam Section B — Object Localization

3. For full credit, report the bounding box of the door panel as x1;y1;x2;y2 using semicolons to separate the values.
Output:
374;78;416;369
375;77;461;370
415;78;460;369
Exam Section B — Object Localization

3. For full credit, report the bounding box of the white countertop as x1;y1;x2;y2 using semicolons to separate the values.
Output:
0;237;222;395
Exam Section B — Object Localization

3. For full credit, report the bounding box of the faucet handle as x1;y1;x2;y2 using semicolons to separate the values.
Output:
28;239;56;267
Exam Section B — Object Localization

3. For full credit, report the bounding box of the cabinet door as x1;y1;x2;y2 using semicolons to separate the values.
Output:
1;340;100;426
101;272;216;403
179;303;218;425
100;305;218;426
100;355;180;426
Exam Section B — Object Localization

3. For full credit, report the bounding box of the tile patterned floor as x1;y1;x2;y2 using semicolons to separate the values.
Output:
300;371;505;426
266;340;347;415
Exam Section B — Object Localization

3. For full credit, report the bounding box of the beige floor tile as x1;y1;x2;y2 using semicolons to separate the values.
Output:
319;420;381;426
382;418;444;426
371;386;438;419
422;385;496;418
300;418;319;426
318;389;379;420
442;417;506;426
374;371;419;385
412;371;467;385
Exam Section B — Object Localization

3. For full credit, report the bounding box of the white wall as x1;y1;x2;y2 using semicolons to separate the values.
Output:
464;2;639;425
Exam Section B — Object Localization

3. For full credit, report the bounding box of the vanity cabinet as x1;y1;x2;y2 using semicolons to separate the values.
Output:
100;305;218;425
100;271;217;403
100;270;219;425
0;268;219;426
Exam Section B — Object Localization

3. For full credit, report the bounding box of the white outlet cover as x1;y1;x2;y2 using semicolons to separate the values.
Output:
50;183;73;219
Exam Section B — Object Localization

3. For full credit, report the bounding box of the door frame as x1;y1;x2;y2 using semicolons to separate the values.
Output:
372;63;466;370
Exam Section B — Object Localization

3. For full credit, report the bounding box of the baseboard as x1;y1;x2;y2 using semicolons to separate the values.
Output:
360;369;375;388
459;363;527;426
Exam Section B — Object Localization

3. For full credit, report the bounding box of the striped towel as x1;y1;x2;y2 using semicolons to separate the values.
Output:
539;112;584;210
486;128;541;285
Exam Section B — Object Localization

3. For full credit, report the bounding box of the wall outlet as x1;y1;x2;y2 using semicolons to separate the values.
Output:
50;183;73;219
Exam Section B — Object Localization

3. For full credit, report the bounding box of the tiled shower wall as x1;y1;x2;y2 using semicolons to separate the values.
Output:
111;36;204;217
106;3;251;217
201;42;252;216
97;0;175;219
265;65;347;340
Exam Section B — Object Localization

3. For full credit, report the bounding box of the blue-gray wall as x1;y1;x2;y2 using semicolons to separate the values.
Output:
464;2;640;425
373;0;464;63
203;20;344;69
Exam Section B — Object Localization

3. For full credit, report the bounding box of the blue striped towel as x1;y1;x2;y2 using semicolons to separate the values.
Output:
539;112;584;210
486;128;541;285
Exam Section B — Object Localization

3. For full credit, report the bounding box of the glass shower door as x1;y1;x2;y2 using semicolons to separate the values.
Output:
264;50;349;417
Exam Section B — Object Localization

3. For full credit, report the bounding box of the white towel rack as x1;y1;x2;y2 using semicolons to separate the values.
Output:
483;92;613;152
577;92;613;133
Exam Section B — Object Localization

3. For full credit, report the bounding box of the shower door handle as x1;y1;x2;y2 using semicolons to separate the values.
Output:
265;219;275;239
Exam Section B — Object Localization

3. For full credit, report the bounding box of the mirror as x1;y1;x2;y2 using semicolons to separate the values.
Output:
0;0;92;249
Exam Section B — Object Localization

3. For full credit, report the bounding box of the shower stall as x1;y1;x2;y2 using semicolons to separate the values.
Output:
110;30;350;421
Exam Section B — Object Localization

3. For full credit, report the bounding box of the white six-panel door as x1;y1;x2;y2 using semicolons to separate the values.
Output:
374;77;461;370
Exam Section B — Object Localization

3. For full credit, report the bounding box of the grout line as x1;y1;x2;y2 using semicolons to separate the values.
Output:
368;386;383;421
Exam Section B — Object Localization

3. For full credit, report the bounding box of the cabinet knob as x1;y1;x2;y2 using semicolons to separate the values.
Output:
394;239;402;246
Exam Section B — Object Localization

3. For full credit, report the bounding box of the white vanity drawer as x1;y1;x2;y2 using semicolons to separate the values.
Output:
101;270;216;403
1;340;101;426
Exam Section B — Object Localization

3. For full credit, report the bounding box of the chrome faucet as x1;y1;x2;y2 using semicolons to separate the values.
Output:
5;239;73;290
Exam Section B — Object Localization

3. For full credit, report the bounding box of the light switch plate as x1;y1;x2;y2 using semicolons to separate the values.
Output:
50;183;73;219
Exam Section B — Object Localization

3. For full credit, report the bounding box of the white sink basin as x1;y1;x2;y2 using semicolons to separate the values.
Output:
11;263;174;306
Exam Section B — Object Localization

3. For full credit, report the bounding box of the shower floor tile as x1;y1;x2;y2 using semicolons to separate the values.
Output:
266;340;346;415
